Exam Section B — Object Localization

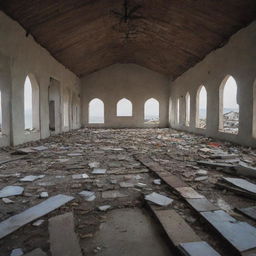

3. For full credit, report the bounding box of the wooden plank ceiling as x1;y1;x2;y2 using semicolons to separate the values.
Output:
0;0;256;78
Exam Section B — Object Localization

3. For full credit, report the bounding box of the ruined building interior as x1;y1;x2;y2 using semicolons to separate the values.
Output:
0;1;256;256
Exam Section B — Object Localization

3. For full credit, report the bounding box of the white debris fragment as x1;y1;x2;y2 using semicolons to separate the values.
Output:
32;219;45;227
145;192;173;206
92;168;107;175
196;169;208;176
72;173;89;179
119;182;134;188
135;182;147;188
0;186;24;198
2;198;14;204
10;248;23;256
88;161;100;168
67;153;83;157
194;176;208;181
98;205;111;211
153;179;161;185
40;192;49;198
33;146;48;151
20;175;45;182
79;191;96;201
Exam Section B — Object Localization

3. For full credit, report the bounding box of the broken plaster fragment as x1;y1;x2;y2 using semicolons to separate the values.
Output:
0;186;24;198
98;205;111;211
79;191;96;201
10;248;24;256
153;179;161;185
92;168;107;175
32;219;45;227
20;175;45;182
72;173;89;179
2;198;14;204
40;192;49;198
88;161;100;168
145;192;173;206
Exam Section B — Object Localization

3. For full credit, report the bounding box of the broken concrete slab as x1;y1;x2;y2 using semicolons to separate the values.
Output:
236;206;256;221
49;212;82;256
200;210;256;253
0;194;74;239
92;168;107;174
0;186;24;198
150;208;200;246
33;146;48;151
178;241;221;256
145;192;173;206
176;187;205;199
161;175;187;188
102;190;128;199
20;175;45;182
79;191;96;201
23;249;47;256
186;198;220;212
197;160;236;169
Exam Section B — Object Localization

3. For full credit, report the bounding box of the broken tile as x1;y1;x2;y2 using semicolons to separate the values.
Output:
88;161;100;168
102;190;128;199
98;205;111;211
10;249;24;256
20;175;45;182
145;192;173;206
0;194;74;239
0;186;24;198
32;219;45;227
72;173;89;179
2;198;14;204
153;179;161;185
40;192;49;198
33;146;48;151
79;191;96;201
236;206;256;221
92;168;107;174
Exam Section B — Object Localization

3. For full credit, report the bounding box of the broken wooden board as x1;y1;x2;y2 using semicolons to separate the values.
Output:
236;206;256;221
200;210;256;254
150;207;201;246
49;212;82;256
0;194;74;239
176;187;205;199
186;198;220;212
178;241;221;256
23;248;47;256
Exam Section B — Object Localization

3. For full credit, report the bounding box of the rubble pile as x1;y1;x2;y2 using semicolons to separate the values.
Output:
0;128;256;255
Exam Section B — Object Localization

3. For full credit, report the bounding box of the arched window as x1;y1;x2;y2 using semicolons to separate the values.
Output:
219;76;239;134
24;74;40;132
117;98;132;116
89;98;104;123
185;92;190;126
144;98;159;124
177;98;180;125
196;85;207;129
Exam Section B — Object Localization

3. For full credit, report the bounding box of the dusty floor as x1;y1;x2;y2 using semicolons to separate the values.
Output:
0;128;256;255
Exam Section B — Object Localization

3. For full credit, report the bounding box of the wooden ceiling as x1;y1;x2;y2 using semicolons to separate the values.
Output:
0;0;256;78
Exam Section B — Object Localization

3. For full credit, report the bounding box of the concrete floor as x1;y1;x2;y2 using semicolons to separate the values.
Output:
82;208;173;256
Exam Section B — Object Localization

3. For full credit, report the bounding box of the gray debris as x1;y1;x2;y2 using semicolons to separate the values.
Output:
33;146;48;151
119;182;134;188
98;205;111;211
153;179;161;185
102;190;128;199
235;162;256;178
194;176;208;181
72;173;89;179
10;248;24;256
32;219;45;227
88;162;100;168
0;186;24;198
79;191;96;201
40;192;49;198
92;168;107;174
145;192;173;206
2;198;14;204
20;175;45;182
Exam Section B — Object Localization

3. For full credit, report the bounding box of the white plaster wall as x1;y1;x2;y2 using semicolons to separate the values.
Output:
81;63;169;128
0;11;81;146
170;21;256;147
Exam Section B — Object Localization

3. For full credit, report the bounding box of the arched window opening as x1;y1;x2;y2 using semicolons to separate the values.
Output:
89;98;104;124
219;76;239;134
253;80;256;138
144;98;159;124
196;85;207;129
185;93;190;126
177;98;180;125
117;98;132;116
24;75;40;132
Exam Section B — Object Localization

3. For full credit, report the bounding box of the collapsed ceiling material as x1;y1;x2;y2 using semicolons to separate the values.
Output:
0;0;255;78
